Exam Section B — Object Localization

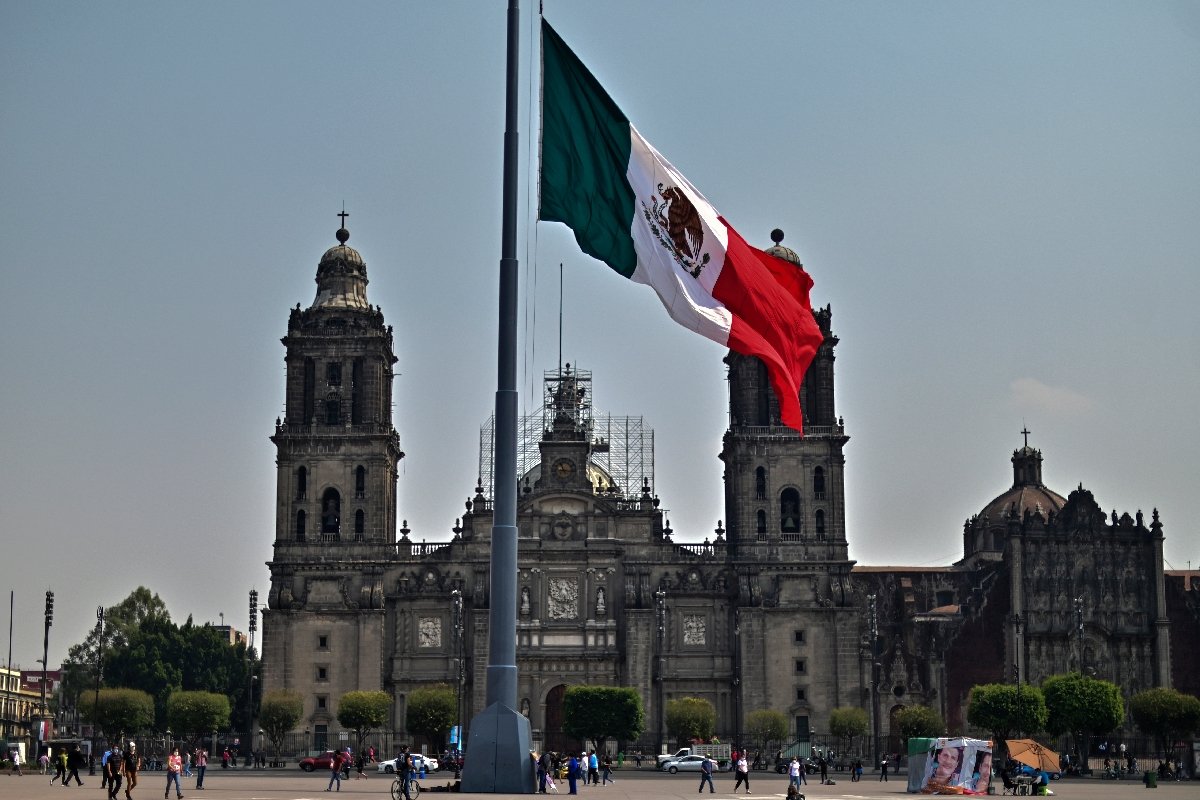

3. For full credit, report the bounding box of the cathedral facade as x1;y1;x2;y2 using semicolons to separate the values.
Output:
260;224;1198;754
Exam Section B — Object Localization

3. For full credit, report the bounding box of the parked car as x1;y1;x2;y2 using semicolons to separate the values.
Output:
378;754;439;774
661;754;710;774
300;750;340;772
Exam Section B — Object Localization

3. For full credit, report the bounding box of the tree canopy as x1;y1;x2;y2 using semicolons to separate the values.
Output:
338;690;392;752
405;684;457;752
892;704;944;741
665;696;716;745
166;691;231;737
260;690;304;763
966;683;1047;743
1130;687;1200;755
828;707;869;749
744;709;788;750
80;687;154;740
562;685;645;747
1041;673;1123;738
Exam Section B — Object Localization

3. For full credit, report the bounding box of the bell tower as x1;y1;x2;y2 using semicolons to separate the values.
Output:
720;230;849;558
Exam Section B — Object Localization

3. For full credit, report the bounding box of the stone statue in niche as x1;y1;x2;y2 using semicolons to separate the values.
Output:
520;586;531;616
596;587;606;616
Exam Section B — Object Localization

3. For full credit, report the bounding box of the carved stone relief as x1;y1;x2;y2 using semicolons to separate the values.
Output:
683;614;706;646
418;617;442;648
548;577;579;620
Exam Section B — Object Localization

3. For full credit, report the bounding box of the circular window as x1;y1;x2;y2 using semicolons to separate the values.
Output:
892;685;906;698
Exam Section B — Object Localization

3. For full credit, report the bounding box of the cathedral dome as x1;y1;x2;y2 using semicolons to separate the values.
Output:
312;227;369;309
977;443;1066;525
763;228;802;265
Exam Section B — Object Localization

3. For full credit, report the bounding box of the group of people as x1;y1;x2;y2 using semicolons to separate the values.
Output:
537;749;617;794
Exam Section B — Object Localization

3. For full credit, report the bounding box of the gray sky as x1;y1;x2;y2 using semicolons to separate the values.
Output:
3;1;1198;669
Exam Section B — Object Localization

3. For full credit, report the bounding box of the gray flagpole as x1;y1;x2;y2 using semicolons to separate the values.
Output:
459;0;534;792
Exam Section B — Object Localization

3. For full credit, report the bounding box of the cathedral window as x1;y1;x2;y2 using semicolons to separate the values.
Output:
321;488;341;536
325;398;340;425
780;488;801;533
351;358;364;424
936;590;954;607
355;509;365;537
297;467;307;500
794;659;807;674
355;466;366;498
316;666;328;682
317;634;329;650
794;629;806;645
295;510;306;542
756;510;767;534
326;362;342;386
813;467;826;499
815;509;826;540
303;358;316;422
755;467;766;500
316;695;327;710
755;360;771;425
795;688;807;702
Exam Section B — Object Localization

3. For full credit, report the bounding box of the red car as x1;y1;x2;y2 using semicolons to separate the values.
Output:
299;750;349;772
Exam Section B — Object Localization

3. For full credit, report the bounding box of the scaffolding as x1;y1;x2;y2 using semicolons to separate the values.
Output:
479;367;654;500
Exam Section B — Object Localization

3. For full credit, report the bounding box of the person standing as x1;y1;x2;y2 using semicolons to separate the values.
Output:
106;745;124;800
699;755;715;794
567;753;579;795
123;741;142;798
165;746;184;799
788;757;802;789
587;750;599;785
819;755;828;784
9;748;22;776
183;750;192;778
538;750;552;793
879;755;889;782
38;750;49;774
733;754;751;793
194;747;207;790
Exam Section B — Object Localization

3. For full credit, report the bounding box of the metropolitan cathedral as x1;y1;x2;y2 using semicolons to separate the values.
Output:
260;222;1199;754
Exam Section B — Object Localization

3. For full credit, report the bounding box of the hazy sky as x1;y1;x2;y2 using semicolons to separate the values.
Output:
3;1;1198;670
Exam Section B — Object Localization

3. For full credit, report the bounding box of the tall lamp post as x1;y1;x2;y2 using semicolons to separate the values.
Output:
655;590;667;754
867;594;879;771
92;606;105;769
247;589;258;759
1011;613;1023;738
732;607;741;749
450;589;464;778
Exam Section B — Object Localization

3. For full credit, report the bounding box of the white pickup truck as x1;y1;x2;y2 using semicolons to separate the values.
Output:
657;744;732;769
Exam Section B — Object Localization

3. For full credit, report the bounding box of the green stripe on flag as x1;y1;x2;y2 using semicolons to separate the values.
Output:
540;19;637;278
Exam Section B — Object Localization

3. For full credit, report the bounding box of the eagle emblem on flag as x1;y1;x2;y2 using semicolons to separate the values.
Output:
644;182;710;278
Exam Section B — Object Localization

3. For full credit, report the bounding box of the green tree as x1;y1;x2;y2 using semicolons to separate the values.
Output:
893;704;944;741
1130;687;1200;758
665;697;716;745
744;709;788;752
338;690;392;752
562;686;645;749
828;707;869;753
966;684;1047;744
166;690;231;739
405;684;456;752
80;687;155;739
1041;672;1123;758
259;690;304;765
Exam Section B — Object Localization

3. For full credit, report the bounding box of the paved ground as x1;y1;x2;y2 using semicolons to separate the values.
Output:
4;769;1196;800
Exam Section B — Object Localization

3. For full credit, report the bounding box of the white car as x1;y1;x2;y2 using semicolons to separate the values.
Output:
661;754;709;774
378;754;439;774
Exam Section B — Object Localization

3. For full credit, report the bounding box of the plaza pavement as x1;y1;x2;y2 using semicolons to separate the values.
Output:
3;769;1196;800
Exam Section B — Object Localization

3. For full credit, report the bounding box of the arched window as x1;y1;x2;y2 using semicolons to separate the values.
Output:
297;466;307;500
295;510;306;542
815;509;826;539
756;509;767;534
321;488;341;536
755;467;766;500
355;466;366;498
780;488;801;533
813;467;826;499
354;509;365;537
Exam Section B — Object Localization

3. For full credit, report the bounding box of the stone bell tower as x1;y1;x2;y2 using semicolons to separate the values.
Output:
260;215;404;735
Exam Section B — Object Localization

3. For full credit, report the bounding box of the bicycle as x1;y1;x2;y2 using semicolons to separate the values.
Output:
391;776;422;800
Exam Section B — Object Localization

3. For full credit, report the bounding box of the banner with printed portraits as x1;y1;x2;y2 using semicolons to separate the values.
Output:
920;737;993;795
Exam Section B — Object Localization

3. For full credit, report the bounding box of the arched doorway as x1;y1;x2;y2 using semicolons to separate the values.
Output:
543;685;581;756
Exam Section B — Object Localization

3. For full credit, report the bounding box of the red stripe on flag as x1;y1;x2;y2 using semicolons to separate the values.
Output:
714;221;824;433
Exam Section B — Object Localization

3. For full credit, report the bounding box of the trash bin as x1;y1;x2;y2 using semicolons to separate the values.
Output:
1143;770;1157;788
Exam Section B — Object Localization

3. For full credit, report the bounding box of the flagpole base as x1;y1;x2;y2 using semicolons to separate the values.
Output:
459;702;535;793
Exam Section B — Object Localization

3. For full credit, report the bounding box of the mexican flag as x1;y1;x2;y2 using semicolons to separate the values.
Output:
538;19;824;434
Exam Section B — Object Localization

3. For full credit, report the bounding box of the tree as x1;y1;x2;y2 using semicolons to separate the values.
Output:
405;684;457;752
166;691;231;739
828;707;869;753
80;687;154;740
338;690;392;752
665;697;716;745
1041;672;1123;759
893;704;944;741
1130;687;1200;758
562;686;645;749
260;690;304;766
966;683;1047;745
744;709;788;752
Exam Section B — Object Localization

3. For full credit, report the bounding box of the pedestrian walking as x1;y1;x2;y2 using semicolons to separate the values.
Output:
354;751;368;780
601;753;615;785
788;756;803;788
698;755;715;793
39;751;49;774
106;745;124;800
733;754;751;793
327;747;348;792
123;741;142;797
50;747;67;785
8;749;22;776
165;746;184;799
194;747;207;790
65;744;85;786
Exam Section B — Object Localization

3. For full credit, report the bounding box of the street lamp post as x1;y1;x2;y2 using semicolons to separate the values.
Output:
1073;597;1084;674
732;607;741;749
1011;613;1024;738
655;589;667;754
92;606;104;774
247;589;258;759
450;589;464;778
